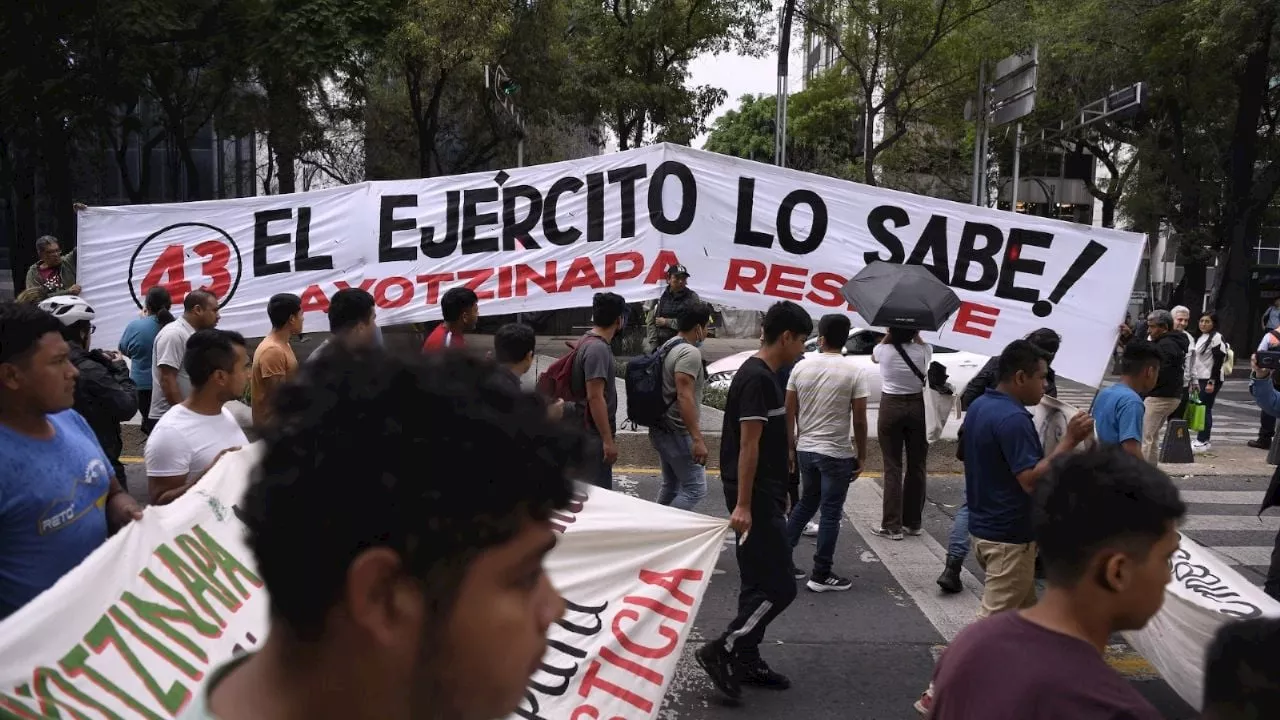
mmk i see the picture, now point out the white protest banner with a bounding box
[78,144,1144,386]
[1125,537,1280,711]
[0,444,729,719]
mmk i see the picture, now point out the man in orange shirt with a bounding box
[251,293,302,429]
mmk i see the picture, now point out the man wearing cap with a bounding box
[647,264,703,352]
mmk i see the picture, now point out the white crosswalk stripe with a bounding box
[1177,489,1273,587]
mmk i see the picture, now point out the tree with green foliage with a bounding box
[798,0,1013,185]
[566,0,773,149]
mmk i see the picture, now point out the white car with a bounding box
[706,328,988,403]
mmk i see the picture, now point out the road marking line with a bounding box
[1180,490,1266,505]
[845,480,982,642]
[1207,546,1274,566]
[122,456,143,464]
[1183,516,1280,531]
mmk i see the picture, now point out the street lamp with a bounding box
[486,65,527,167]
[775,0,797,167]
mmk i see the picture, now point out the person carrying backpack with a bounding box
[636,301,712,511]
[536,292,627,489]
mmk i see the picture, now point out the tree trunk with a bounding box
[9,142,38,292]
[1101,198,1116,229]
[173,132,202,200]
[1213,2,1276,356]
[39,115,75,249]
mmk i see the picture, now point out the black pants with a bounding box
[137,389,155,435]
[1267,526,1280,602]
[1261,411,1276,443]
[717,482,797,660]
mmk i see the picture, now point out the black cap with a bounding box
[667,264,690,278]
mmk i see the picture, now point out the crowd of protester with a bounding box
[2,238,1279,719]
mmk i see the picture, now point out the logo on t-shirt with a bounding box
[38,458,109,535]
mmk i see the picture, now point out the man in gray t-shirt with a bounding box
[648,302,712,511]
[574,292,628,490]
[149,291,220,424]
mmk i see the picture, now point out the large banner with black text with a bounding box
[78,145,1145,386]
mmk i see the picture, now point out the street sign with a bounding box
[988,46,1038,127]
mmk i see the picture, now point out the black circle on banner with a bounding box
[126,222,243,310]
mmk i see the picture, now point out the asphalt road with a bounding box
[603,469,1273,720]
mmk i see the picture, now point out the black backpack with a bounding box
[624,338,687,428]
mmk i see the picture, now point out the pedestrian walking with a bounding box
[250,293,302,430]
[578,292,627,490]
[647,302,712,511]
[645,264,701,351]
[422,286,479,352]
[39,295,138,484]
[696,301,811,702]
[1202,618,1280,719]
[1093,342,1161,460]
[0,302,142,622]
[176,350,581,720]
[1191,312,1229,453]
[940,329,1061,593]
[921,447,1182,719]
[784,314,869,593]
[1245,355,1280,602]
[309,288,378,363]
[962,340,1093,619]
[149,290,220,423]
[145,330,250,506]
[871,327,929,540]
[118,286,174,434]
[1140,310,1188,464]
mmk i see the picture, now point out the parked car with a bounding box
[705,328,987,403]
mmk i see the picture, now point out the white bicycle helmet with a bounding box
[38,295,97,326]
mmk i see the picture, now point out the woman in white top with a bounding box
[1190,312,1228,452]
[870,326,929,540]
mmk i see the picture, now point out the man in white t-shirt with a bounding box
[148,290,220,427]
[784,314,869,592]
[146,329,249,505]
[648,302,713,511]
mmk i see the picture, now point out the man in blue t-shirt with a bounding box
[961,340,1093,618]
[1093,342,1161,460]
[0,302,144,620]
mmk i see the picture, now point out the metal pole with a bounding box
[775,0,796,167]
[971,61,985,206]
[517,139,524,168]
[979,120,990,206]
[1010,122,1022,212]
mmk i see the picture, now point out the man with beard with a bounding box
[646,264,702,351]
[178,348,583,720]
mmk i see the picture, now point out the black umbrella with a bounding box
[840,261,962,332]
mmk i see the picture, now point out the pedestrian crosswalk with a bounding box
[1055,381,1264,446]
[1179,489,1274,587]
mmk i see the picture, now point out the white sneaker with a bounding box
[803,520,820,537]
[872,526,904,541]
[1192,441,1212,454]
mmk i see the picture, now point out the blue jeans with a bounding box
[785,451,857,577]
[649,427,707,511]
[948,500,970,560]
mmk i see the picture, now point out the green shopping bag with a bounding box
[1184,394,1206,433]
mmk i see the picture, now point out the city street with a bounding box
[114,460,1273,720]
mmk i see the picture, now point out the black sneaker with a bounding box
[807,572,854,592]
[792,566,807,580]
[1249,439,1272,450]
[695,641,741,700]
[739,657,791,690]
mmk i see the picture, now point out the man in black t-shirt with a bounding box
[696,301,812,701]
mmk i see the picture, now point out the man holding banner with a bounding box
[179,349,584,720]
